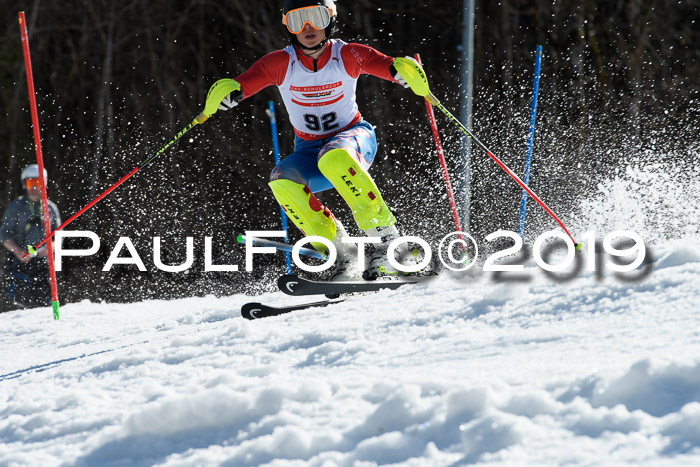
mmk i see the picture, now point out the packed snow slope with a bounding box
[1,161,700,466]
[1,235,699,466]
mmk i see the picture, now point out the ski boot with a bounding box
[363,225,419,280]
[328,221,363,282]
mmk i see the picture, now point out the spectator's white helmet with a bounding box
[21,164,48,182]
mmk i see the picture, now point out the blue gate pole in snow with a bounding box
[236,235,324,260]
[266,101,292,274]
[518,45,543,238]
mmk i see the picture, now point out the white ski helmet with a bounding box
[21,164,48,182]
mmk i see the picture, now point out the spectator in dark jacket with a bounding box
[1,165,60,309]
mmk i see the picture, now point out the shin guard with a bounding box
[268,179,336,255]
[317,148,396,230]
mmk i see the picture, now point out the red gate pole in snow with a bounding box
[19,11,60,319]
[414,54,465,240]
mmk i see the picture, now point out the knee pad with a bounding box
[318,148,395,230]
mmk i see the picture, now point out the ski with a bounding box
[277,274,424,297]
[241,299,344,320]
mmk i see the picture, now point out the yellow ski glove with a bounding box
[202,78,242,117]
[392,56,431,97]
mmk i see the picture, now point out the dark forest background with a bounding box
[1,0,697,310]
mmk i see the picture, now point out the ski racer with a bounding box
[216,0,429,281]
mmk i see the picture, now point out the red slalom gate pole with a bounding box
[34,168,137,251]
[21,72,225,270]
[19,11,60,319]
[414,54,465,239]
[398,55,579,249]
[27,110,208,256]
[428,96,579,248]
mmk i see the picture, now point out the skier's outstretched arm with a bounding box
[217,51,290,111]
[339,43,430,96]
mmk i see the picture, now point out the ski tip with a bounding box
[241,303,262,320]
[277,274,300,295]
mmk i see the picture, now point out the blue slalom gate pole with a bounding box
[266,101,292,274]
[236,235,325,260]
[518,45,543,238]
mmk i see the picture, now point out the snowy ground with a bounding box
[1,234,699,466]
[2,160,700,466]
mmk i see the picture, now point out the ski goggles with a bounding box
[283,5,334,34]
[24,178,42,189]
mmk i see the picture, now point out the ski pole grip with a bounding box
[194,113,210,124]
[203,78,241,117]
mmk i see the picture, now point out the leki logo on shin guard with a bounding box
[341,175,361,197]
[283,205,303,225]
